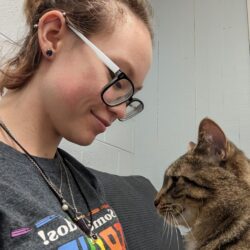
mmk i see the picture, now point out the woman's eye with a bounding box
[114,81,122,89]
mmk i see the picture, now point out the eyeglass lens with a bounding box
[102,76,144,120]
[119,100,144,121]
[102,78,134,106]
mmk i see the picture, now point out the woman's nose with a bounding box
[108,103,127,120]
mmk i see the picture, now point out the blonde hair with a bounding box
[0,0,153,93]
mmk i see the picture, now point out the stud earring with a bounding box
[46,49,53,57]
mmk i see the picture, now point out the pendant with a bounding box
[75,217,91,236]
[90,233,98,240]
[61,200,69,211]
[64,207,97,240]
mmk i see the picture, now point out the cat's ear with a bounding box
[197,118,227,161]
[188,141,196,152]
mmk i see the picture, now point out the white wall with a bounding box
[0,1,25,60]
[134,0,250,189]
[1,0,250,190]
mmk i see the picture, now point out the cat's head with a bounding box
[155,118,250,229]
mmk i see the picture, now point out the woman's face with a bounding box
[39,11,152,145]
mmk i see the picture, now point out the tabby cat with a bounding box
[155,118,250,249]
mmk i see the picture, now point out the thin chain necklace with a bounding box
[58,153,91,226]
[0,121,97,240]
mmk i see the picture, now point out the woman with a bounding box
[0,0,152,249]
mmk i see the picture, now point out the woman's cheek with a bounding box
[60,82,100,111]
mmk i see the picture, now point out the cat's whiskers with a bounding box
[172,203,184,214]
[165,214,172,239]
[162,215,168,238]
[159,203,169,214]
[177,210,197,244]
[172,214,180,250]
[167,212,174,249]
[172,203,198,244]
[160,211,172,247]
[175,208,190,229]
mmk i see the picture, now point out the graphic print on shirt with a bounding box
[11,204,126,250]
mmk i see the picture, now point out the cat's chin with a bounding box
[177,225,192,236]
[175,207,197,229]
[157,203,198,229]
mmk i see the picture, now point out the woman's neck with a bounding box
[0,87,61,159]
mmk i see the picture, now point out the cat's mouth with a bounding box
[158,203,185,217]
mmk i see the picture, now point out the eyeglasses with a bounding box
[67,24,144,121]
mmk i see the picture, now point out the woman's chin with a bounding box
[65,132,97,146]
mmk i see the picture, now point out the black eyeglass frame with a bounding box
[100,70,144,121]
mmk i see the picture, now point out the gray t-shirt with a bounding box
[0,142,126,249]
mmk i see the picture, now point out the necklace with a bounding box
[0,121,97,240]
[57,153,92,229]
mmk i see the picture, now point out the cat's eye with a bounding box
[172,176,179,183]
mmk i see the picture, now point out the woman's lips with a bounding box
[91,111,111,131]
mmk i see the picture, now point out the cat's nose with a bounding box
[154,198,160,207]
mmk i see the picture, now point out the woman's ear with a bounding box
[37,10,67,59]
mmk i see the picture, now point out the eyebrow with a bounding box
[111,57,143,92]
[109,56,132,74]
